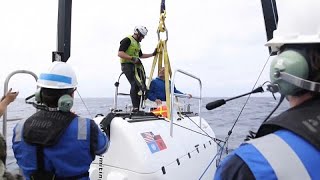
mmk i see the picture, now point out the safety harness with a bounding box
[23,110,89,180]
[256,97,320,150]
[134,64,147,95]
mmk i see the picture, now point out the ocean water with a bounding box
[3,97,290,172]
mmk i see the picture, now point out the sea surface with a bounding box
[2,97,289,172]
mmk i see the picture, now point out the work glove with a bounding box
[152,48,157,56]
[132,57,141,64]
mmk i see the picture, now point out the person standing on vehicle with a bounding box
[118,26,157,112]
[12,61,108,180]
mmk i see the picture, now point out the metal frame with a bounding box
[113,72,130,111]
[2,70,38,139]
[170,69,202,136]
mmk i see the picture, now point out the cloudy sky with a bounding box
[0,0,273,98]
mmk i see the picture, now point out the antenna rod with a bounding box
[261,0,278,55]
[53,0,72,62]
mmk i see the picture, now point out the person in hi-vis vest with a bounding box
[118,26,157,112]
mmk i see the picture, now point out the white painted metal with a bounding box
[89,113,217,180]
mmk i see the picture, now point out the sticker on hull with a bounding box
[141,132,167,153]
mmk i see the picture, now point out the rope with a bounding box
[75,90,93,119]
[185,114,225,147]
[176,114,225,148]
[171,121,223,148]
[215,54,273,165]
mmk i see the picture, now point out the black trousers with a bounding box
[121,63,140,109]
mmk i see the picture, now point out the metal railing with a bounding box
[113,72,130,111]
[2,70,38,139]
[113,72,151,112]
[170,69,202,137]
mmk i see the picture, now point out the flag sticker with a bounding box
[141,132,167,153]
[154,135,167,150]
[147,141,160,153]
[141,132,154,143]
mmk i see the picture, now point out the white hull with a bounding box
[89,113,217,180]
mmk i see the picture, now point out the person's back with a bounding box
[215,97,320,179]
[214,1,320,179]
[13,111,107,179]
[12,62,108,180]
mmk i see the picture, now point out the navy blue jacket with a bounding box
[214,130,320,179]
[214,98,320,180]
[12,116,108,180]
[148,77,183,101]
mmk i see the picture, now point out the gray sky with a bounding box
[0,0,273,98]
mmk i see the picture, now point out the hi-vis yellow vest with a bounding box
[120,36,141,64]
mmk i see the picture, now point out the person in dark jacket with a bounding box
[118,26,157,111]
[148,67,191,105]
[214,1,320,179]
[12,61,108,180]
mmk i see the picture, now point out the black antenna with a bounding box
[261,0,278,55]
[53,0,72,62]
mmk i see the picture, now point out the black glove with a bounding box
[132,57,141,64]
[100,112,115,138]
[152,48,157,56]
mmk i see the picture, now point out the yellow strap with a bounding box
[147,9,173,120]
[147,42,162,88]
[134,65,144,84]
[157,12,166,33]
[164,44,171,119]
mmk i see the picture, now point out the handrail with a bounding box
[170,69,202,137]
[113,72,150,112]
[174,93,201,100]
[2,70,38,139]
[113,72,132,111]
[113,72,124,110]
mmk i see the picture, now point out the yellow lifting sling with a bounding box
[147,0,173,119]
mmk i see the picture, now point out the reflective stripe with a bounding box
[248,134,311,180]
[77,117,87,140]
[14,119,26,142]
[39,73,72,84]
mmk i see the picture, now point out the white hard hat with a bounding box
[134,26,148,36]
[266,1,320,52]
[37,61,78,89]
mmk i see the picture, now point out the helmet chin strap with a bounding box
[276,71,320,92]
[133,33,142,42]
[137,34,143,42]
